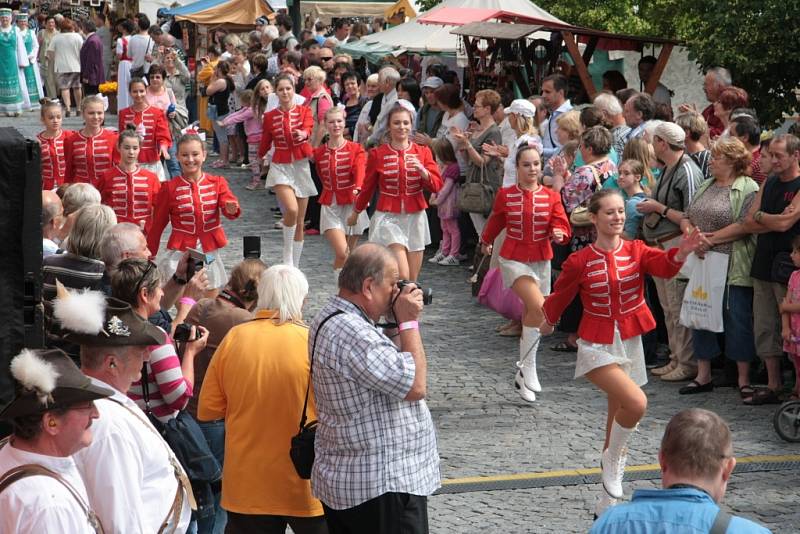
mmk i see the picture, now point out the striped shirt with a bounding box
[128,329,193,422]
[309,296,440,510]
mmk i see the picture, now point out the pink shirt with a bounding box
[145,88,174,111]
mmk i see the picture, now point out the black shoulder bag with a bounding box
[140,365,222,484]
[290,310,343,479]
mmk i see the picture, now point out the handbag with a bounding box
[129,37,151,79]
[290,310,343,480]
[458,162,494,215]
[568,165,602,228]
[140,366,222,484]
[679,251,729,333]
[477,267,524,321]
[771,251,795,285]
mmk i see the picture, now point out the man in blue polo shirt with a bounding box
[591,408,771,533]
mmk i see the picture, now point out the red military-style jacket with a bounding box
[543,239,684,344]
[147,173,241,255]
[118,105,172,164]
[257,104,313,164]
[314,140,366,206]
[65,129,118,187]
[482,185,571,263]
[354,142,443,214]
[38,129,74,190]
[97,164,161,234]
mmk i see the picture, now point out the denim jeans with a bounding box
[166,143,181,178]
[197,419,226,534]
[691,285,756,362]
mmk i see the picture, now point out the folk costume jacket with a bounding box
[147,173,241,255]
[314,140,366,206]
[97,164,161,234]
[481,185,571,263]
[118,105,172,164]
[65,129,118,187]
[257,104,313,163]
[354,143,443,214]
[543,239,684,344]
[38,129,74,190]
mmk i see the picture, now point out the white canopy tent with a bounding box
[354,0,567,55]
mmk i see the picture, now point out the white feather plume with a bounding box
[10,349,60,404]
[52,281,107,335]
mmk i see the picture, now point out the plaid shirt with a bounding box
[309,296,440,509]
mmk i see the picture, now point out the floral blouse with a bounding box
[561,158,618,214]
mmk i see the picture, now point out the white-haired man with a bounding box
[53,289,194,533]
[593,92,630,157]
[366,66,401,147]
[42,189,64,257]
[678,66,731,139]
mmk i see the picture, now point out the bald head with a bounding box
[42,190,64,239]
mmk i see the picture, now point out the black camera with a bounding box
[173,323,202,342]
[397,279,433,305]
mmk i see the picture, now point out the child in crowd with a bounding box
[221,82,270,190]
[38,98,73,190]
[118,78,172,182]
[428,138,462,265]
[65,95,118,187]
[617,159,647,240]
[780,235,800,401]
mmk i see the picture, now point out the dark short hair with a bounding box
[579,106,604,129]
[301,38,319,50]
[118,19,134,34]
[275,13,292,31]
[147,64,166,80]
[433,83,461,110]
[440,70,458,85]
[581,125,613,156]
[334,18,350,30]
[630,92,655,121]
[81,19,97,33]
[136,12,150,31]
[731,116,761,146]
[638,55,657,66]
[616,88,637,105]
[341,70,361,86]
[397,78,421,110]
[251,53,267,73]
[543,73,568,94]
[602,70,628,93]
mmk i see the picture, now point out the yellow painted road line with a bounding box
[441,454,800,487]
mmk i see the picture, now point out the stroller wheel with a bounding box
[773,400,800,443]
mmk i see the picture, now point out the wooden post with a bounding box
[644,43,674,95]
[561,31,597,100]
[582,36,599,66]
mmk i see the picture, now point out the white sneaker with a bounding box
[428,251,446,263]
[273,221,284,230]
[438,255,460,266]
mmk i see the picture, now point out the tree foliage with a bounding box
[412,0,798,125]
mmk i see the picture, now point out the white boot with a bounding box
[601,421,635,499]
[594,489,619,519]
[514,326,541,402]
[333,268,342,287]
[282,225,296,265]
[292,241,304,268]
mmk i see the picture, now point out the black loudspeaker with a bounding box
[0,128,44,414]
[243,235,261,259]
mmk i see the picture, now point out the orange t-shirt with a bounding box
[198,309,323,516]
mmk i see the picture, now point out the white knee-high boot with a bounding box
[292,240,304,268]
[282,225,296,265]
[514,326,541,402]
[601,421,635,499]
[333,268,342,287]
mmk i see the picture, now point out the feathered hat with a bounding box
[51,281,165,347]
[0,349,113,419]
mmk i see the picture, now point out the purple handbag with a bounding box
[477,267,524,321]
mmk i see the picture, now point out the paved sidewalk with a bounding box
[12,114,800,532]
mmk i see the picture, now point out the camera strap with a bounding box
[299,310,344,431]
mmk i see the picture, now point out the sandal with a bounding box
[551,341,578,353]
[738,385,755,401]
[743,387,782,406]
[679,380,714,395]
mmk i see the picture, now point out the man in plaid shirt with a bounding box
[310,243,440,533]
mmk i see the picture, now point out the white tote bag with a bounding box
[679,251,729,333]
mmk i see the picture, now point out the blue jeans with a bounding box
[197,420,226,534]
[166,143,181,178]
[691,285,756,362]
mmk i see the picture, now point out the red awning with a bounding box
[417,7,504,26]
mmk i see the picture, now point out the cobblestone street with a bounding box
[12,114,800,532]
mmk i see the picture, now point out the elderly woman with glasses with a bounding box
[111,257,209,422]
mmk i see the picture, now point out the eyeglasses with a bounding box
[320,56,334,61]
[134,261,157,297]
